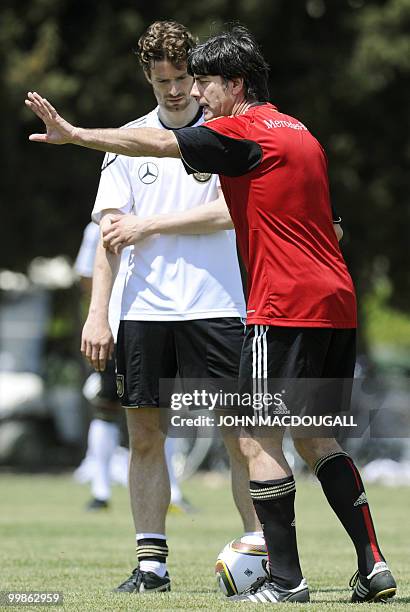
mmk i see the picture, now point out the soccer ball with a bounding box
[215,536,268,597]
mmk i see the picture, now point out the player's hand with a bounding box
[99,214,116,245]
[25,91,77,145]
[102,214,151,253]
[81,316,114,372]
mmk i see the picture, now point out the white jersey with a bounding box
[92,107,245,321]
[75,222,130,340]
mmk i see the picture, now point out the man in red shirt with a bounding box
[26,25,396,604]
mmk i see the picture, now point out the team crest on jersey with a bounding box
[193,171,212,183]
[116,374,125,398]
[138,162,159,184]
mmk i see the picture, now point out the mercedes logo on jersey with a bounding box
[138,162,159,184]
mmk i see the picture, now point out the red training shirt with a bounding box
[173,103,357,328]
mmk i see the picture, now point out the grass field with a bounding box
[1,472,408,610]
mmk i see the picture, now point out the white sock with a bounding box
[88,419,119,500]
[164,437,182,503]
[139,560,167,577]
[136,533,167,540]
[241,532,265,545]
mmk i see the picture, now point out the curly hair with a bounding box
[137,21,197,73]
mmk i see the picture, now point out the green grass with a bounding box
[0,473,408,610]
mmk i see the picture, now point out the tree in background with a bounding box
[2,0,409,346]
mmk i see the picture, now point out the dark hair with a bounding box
[137,21,197,73]
[187,25,270,102]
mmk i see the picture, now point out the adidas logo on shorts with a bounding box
[354,492,368,507]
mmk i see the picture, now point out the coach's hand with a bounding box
[102,214,152,253]
[25,91,77,145]
[81,316,114,372]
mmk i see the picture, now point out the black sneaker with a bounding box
[350,562,396,603]
[230,574,310,603]
[113,567,171,594]
[86,498,109,511]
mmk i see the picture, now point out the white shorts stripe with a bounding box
[252,325,270,417]
[252,325,259,408]
[257,325,263,392]
[262,325,268,417]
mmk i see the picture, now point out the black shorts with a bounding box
[99,357,118,402]
[239,325,356,418]
[82,357,121,422]
[116,318,244,408]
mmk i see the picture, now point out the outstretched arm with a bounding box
[25,92,179,157]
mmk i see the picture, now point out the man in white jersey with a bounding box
[79,22,261,593]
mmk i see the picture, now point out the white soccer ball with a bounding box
[215,536,268,597]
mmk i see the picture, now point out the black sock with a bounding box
[136,537,168,564]
[250,476,303,589]
[315,451,385,575]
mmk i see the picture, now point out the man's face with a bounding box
[145,60,193,112]
[191,75,235,120]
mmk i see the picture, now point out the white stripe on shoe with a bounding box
[264,588,277,602]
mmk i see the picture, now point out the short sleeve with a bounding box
[92,153,134,223]
[173,125,263,177]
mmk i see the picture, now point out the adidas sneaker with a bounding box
[230,574,310,603]
[350,562,396,603]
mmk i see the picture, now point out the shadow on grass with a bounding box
[311,598,349,604]
[184,589,219,595]
[312,599,349,604]
[311,586,349,603]
[313,587,348,593]
[312,590,403,605]
[309,587,349,604]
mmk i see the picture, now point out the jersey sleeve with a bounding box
[173,123,263,177]
[92,153,134,223]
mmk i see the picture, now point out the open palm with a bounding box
[25,91,76,145]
